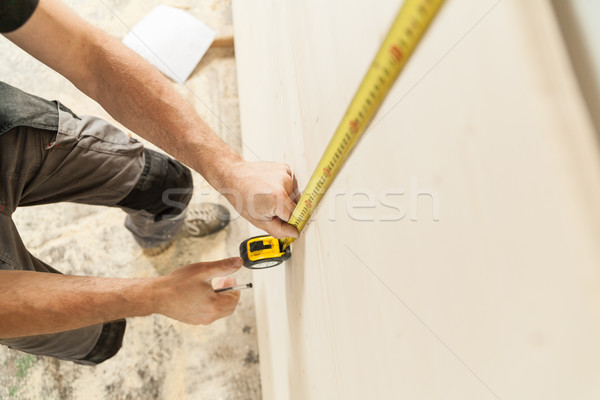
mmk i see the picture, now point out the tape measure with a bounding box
[240,0,446,269]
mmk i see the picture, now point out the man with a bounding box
[0,0,299,364]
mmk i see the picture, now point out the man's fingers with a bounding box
[278,220,300,238]
[213,276,237,290]
[284,172,301,203]
[282,173,295,198]
[292,174,300,202]
[263,218,299,239]
[275,195,296,222]
[202,257,243,278]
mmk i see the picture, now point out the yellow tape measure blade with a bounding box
[279,0,446,251]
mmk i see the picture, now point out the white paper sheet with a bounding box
[122,5,216,83]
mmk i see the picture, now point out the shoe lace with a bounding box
[187,205,219,222]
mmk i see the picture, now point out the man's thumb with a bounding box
[268,219,299,239]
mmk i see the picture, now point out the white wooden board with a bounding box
[233,0,600,398]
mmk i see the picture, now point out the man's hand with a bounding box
[222,160,300,239]
[155,257,243,325]
[0,258,244,338]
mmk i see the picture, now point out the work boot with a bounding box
[142,240,175,256]
[184,203,230,236]
[142,203,230,257]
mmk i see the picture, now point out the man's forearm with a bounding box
[79,34,299,237]
[0,270,155,338]
[82,29,242,191]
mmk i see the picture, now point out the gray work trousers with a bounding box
[0,89,193,364]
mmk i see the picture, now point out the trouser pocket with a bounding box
[22,108,145,207]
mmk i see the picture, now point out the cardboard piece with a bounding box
[123,5,215,83]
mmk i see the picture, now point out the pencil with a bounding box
[214,283,253,293]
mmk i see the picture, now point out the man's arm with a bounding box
[4,0,299,239]
[0,258,242,338]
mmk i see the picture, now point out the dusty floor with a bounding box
[0,1,261,399]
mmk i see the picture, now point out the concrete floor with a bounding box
[0,1,261,399]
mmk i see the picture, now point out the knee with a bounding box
[117,149,193,220]
[160,155,194,219]
[76,319,127,365]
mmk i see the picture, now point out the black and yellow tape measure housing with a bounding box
[240,235,291,269]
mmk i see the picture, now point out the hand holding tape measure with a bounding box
[240,0,446,269]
